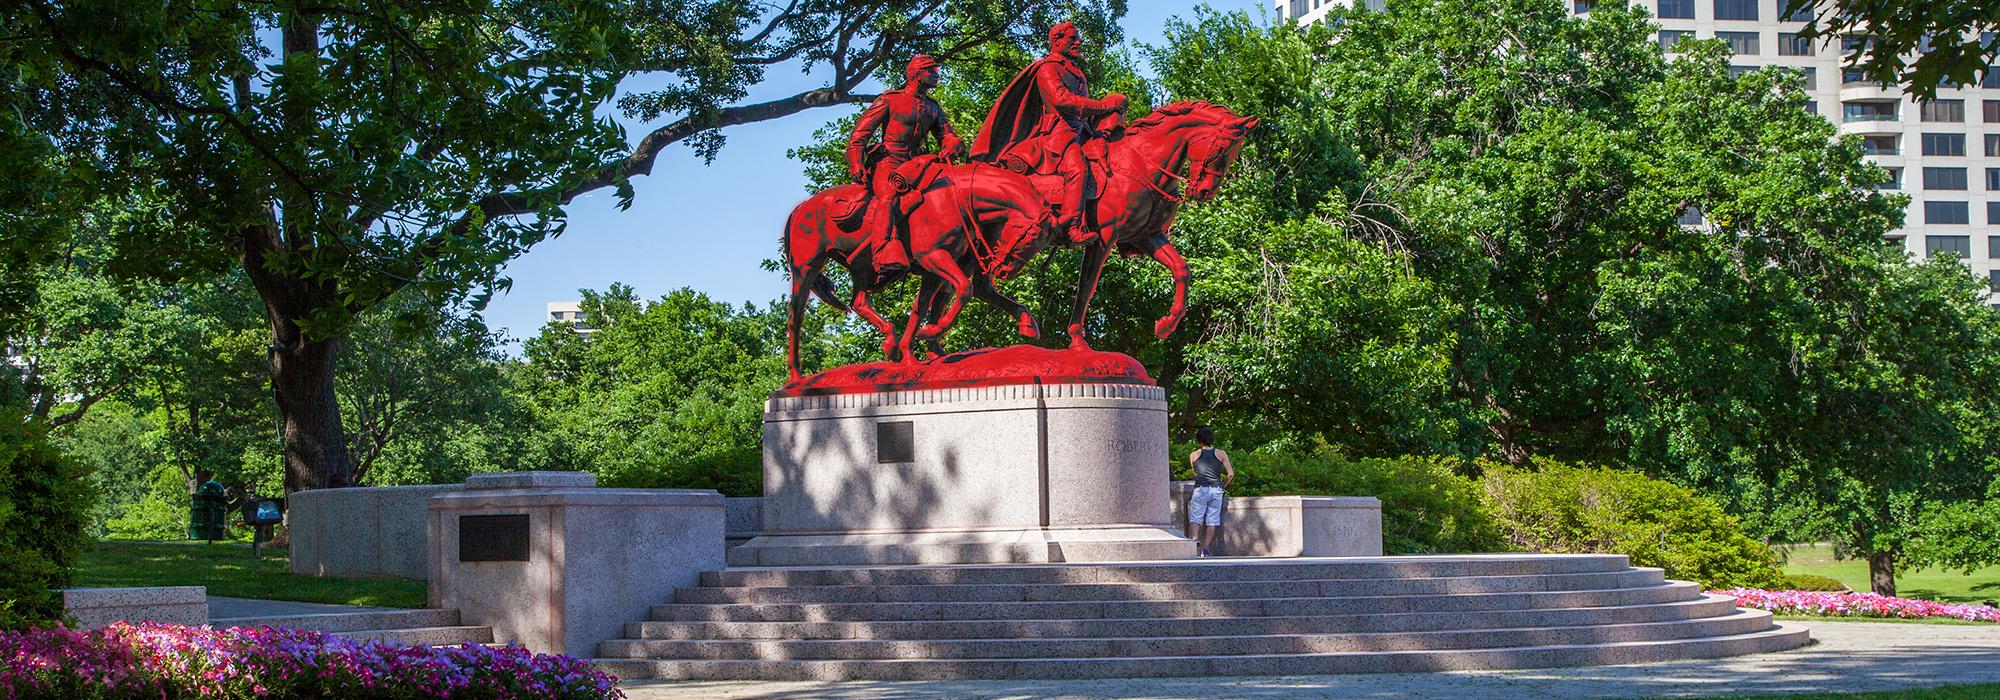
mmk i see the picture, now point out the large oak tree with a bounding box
[2,0,1117,494]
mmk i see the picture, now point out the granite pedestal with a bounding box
[733,382,1195,566]
[428,471,724,657]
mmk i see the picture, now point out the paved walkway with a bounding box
[618,621,2000,699]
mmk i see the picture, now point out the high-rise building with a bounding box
[1278,0,2000,293]
[546,301,596,336]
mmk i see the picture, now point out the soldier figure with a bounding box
[972,21,1129,245]
[846,54,964,275]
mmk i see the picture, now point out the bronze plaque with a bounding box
[877,421,914,463]
[458,514,531,562]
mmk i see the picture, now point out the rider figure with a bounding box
[972,21,1128,246]
[847,54,963,275]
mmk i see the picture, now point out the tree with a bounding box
[337,296,531,486]
[3,0,1114,496]
[1782,0,1999,100]
[507,284,875,494]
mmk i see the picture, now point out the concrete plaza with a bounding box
[619,619,2000,699]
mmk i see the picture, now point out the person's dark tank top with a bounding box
[1194,447,1224,487]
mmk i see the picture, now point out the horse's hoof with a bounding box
[1153,316,1180,339]
[1019,317,1040,338]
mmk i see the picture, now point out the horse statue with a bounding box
[780,100,1257,379]
[780,161,1058,379]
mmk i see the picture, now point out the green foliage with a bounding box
[1783,574,1851,592]
[105,467,194,543]
[0,412,95,629]
[1784,0,1999,100]
[507,285,875,494]
[1204,448,1504,555]
[1479,461,1786,590]
[50,401,161,536]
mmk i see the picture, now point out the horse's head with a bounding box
[1126,101,1260,202]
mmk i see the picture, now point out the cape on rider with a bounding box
[846,54,964,276]
[971,21,1128,247]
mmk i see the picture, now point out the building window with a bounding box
[1986,69,2000,89]
[1574,0,1592,12]
[1985,101,2000,123]
[1992,202,2000,225]
[1729,65,1757,79]
[1779,32,1815,56]
[1659,30,1695,52]
[1715,0,1758,20]
[1919,99,1964,123]
[1718,31,1761,55]
[1927,201,1971,225]
[1842,101,1897,122]
[1861,135,1899,155]
[1922,133,1966,156]
[1928,235,1972,259]
[1289,0,1308,18]
[1873,167,1902,190]
[1804,100,1817,115]
[1989,134,2000,157]
[1841,69,1874,86]
[1801,67,1817,89]
[1924,167,1968,190]
[1678,207,1705,226]
[1990,270,2000,292]
[1779,0,1814,21]
[1989,168,2000,191]
[1990,235,2000,259]
[1658,0,1695,18]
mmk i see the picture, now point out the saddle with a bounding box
[992,125,1114,206]
[889,154,953,217]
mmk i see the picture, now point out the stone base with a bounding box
[728,525,1194,567]
[62,586,208,629]
[758,380,1189,566]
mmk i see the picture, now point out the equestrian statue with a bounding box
[780,24,1258,387]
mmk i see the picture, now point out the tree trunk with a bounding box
[1868,550,1897,597]
[270,333,353,495]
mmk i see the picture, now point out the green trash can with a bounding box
[189,480,228,541]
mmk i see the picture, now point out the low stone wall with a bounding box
[1171,481,1384,557]
[289,484,462,580]
[725,497,762,548]
[62,586,207,629]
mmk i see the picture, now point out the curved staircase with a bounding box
[592,554,1806,680]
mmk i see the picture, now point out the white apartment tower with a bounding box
[546,301,596,336]
[1279,0,2000,292]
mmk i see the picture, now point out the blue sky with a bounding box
[481,1,1268,349]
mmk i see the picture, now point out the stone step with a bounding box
[673,568,1666,604]
[211,608,462,634]
[703,554,1631,588]
[601,608,1775,661]
[648,581,1703,623]
[592,623,1808,680]
[627,595,1740,641]
[334,626,496,646]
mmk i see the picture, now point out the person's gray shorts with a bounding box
[1188,485,1225,526]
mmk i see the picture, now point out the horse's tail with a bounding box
[785,203,850,314]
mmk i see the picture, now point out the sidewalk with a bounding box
[618,620,2000,699]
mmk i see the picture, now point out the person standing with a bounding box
[1187,427,1234,558]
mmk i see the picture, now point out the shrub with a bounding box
[1784,574,1851,592]
[0,622,624,699]
[1480,460,1786,589]
[0,413,95,629]
[1199,447,1505,554]
[104,466,193,541]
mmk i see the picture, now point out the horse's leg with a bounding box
[847,268,899,361]
[972,273,1039,339]
[913,249,972,341]
[918,278,951,358]
[1066,241,1112,351]
[898,274,942,364]
[1142,235,1191,338]
[786,257,817,380]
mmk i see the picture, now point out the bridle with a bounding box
[1120,127,1240,204]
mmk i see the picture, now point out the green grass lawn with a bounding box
[1712,683,2000,699]
[1776,542,2000,605]
[76,540,427,609]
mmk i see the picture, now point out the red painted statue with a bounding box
[779,29,1259,393]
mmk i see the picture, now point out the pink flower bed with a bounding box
[1713,588,2000,623]
[0,622,623,699]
